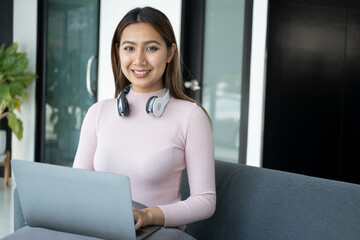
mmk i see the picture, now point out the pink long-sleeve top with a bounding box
[73,88,216,227]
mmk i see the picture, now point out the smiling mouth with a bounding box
[133,70,151,75]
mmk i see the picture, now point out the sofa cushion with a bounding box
[181,160,360,240]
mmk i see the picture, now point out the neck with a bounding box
[127,87,168,108]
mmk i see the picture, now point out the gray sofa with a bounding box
[11,160,360,239]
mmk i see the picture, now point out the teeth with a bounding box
[134,70,150,74]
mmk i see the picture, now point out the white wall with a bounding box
[97,0,182,100]
[12,0,38,162]
[246,0,268,167]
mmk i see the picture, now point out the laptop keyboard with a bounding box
[136,230,144,237]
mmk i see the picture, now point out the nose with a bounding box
[133,50,147,65]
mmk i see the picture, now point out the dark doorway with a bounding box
[263,0,360,184]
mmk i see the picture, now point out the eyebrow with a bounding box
[121,40,162,46]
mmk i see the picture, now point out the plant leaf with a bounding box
[14,72,36,86]
[4,42,18,56]
[21,92,29,102]
[13,98,21,112]
[7,112,23,140]
[8,81,24,98]
[0,55,16,70]
[4,55,28,76]
[0,84,11,103]
[0,43,5,59]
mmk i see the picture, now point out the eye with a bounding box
[146,46,158,51]
[123,46,134,51]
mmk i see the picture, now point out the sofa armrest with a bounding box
[14,188,26,231]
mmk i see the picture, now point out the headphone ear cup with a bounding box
[121,95,130,116]
[146,96,158,114]
[116,85,132,117]
[117,92,130,117]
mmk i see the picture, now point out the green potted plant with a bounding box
[0,42,36,147]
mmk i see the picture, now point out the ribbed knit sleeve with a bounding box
[73,103,99,170]
[158,104,216,227]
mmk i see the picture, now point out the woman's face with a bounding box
[119,23,176,93]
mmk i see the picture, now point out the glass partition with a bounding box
[44,0,99,166]
[202,0,246,163]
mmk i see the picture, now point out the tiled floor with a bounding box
[0,178,15,239]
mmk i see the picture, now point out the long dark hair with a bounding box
[111,6,211,121]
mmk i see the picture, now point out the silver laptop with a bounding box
[11,160,160,240]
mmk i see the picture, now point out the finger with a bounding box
[133,208,141,230]
[134,218,143,230]
[133,208,140,219]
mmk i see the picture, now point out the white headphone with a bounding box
[116,85,170,117]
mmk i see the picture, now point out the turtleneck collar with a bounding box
[126,87,168,108]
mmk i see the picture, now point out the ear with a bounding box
[167,43,176,63]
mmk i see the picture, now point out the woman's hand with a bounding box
[133,207,165,230]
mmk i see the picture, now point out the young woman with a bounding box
[73,6,216,239]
